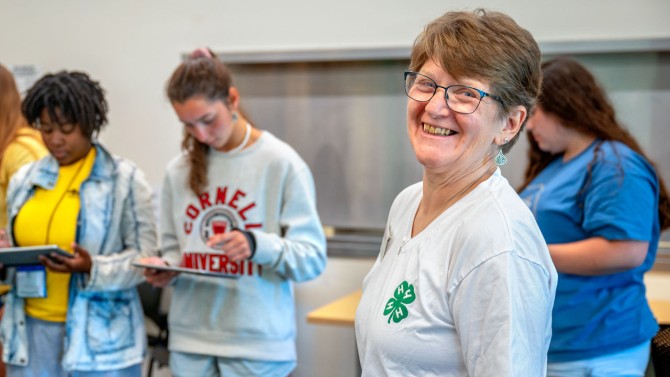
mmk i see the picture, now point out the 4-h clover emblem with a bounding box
[383,281,416,324]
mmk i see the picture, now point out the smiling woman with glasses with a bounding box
[355,9,557,377]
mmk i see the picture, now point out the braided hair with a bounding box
[22,71,108,139]
[167,55,233,195]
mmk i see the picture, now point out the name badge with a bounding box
[16,265,47,298]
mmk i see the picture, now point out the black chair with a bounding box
[652,325,670,377]
[137,282,169,377]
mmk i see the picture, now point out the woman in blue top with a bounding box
[519,57,670,376]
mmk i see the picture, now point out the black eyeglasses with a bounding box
[404,71,504,114]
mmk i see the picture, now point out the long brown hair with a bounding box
[166,56,233,195]
[0,64,29,161]
[520,57,670,230]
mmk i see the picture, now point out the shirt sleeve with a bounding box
[159,172,183,267]
[4,143,44,181]
[450,252,553,377]
[251,166,327,282]
[86,165,158,291]
[582,150,658,242]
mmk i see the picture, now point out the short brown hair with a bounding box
[409,9,541,153]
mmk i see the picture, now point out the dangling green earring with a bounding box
[232,112,239,122]
[495,138,509,166]
[495,149,507,166]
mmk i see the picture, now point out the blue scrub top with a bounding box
[520,140,660,362]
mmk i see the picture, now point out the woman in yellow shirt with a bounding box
[1,71,156,377]
[0,64,48,228]
[0,63,48,377]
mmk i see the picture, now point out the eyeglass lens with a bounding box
[404,72,483,114]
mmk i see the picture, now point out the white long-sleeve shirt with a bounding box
[160,131,326,362]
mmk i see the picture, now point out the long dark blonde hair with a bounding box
[0,64,30,161]
[166,56,233,195]
[520,57,670,230]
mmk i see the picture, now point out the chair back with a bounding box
[652,325,670,376]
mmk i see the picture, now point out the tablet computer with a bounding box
[0,245,73,266]
[132,261,240,279]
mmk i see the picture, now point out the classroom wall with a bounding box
[2,1,670,376]
[2,0,669,185]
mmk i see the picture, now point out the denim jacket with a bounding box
[0,143,157,371]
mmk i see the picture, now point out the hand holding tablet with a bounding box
[40,244,93,273]
[136,256,181,288]
[0,245,73,267]
[133,256,239,284]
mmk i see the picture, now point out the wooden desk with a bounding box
[306,291,670,327]
[650,299,670,325]
[307,289,363,375]
[307,289,361,326]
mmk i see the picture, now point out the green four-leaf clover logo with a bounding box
[383,281,416,324]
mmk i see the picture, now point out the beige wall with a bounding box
[646,271,670,301]
[2,0,669,185]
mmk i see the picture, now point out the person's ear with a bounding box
[499,105,527,144]
[227,87,240,111]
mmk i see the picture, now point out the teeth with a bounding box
[423,123,454,136]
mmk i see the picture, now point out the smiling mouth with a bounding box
[423,123,457,136]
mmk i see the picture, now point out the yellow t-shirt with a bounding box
[0,128,48,228]
[13,147,96,322]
